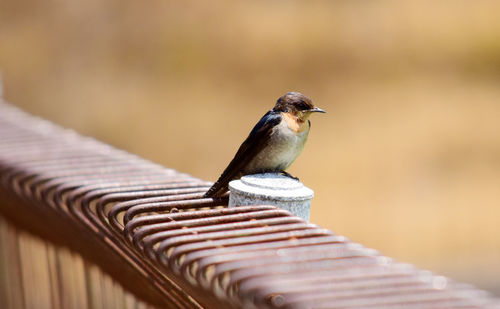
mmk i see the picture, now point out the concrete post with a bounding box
[228,173,314,221]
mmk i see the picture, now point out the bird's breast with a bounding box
[244,117,310,172]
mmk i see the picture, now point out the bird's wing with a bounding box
[204,111,282,197]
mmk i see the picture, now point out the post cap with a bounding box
[229,173,314,201]
[228,173,314,221]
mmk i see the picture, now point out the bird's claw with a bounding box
[280,171,299,181]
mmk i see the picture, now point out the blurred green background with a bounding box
[1,0,499,295]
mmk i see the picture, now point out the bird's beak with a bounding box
[309,107,326,113]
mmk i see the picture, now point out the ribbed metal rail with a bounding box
[0,101,498,309]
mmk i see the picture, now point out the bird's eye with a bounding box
[297,102,308,110]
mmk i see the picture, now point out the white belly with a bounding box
[244,119,309,172]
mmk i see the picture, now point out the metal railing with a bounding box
[0,100,498,308]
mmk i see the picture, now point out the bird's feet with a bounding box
[280,171,299,181]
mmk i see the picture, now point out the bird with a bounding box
[204,92,325,198]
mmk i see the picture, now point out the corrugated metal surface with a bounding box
[0,100,498,309]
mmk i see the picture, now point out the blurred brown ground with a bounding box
[1,0,499,295]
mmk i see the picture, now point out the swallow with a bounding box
[204,92,325,198]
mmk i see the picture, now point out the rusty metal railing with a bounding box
[0,100,498,309]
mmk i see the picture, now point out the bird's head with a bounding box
[273,92,325,121]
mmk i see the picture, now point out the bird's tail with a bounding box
[203,181,229,198]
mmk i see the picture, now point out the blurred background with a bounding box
[1,0,499,295]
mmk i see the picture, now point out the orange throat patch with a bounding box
[281,112,309,134]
